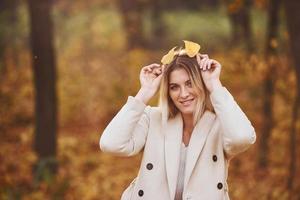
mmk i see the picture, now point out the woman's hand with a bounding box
[196,54,223,93]
[135,63,164,104]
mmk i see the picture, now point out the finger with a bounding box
[199,54,209,60]
[157,66,166,78]
[211,59,221,69]
[154,64,163,72]
[207,60,213,70]
[143,63,160,73]
[153,73,164,86]
[200,57,207,69]
[147,63,161,70]
[150,63,161,66]
[146,66,153,71]
[207,59,213,70]
[153,68,162,76]
[199,58,204,69]
[206,60,210,70]
[205,59,212,71]
[202,58,209,70]
[142,66,152,73]
[152,66,163,75]
[146,66,157,73]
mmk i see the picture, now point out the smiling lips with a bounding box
[179,98,194,106]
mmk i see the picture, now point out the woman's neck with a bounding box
[182,114,194,146]
[182,114,194,133]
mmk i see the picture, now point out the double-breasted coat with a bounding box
[100,86,256,200]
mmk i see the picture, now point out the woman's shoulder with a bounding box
[145,105,162,117]
[126,96,162,121]
[142,106,162,125]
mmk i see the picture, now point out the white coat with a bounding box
[100,86,256,200]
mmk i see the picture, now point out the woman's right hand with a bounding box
[135,63,164,104]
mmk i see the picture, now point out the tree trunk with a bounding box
[241,0,253,52]
[258,0,281,169]
[226,0,253,51]
[149,0,165,49]
[118,0,145,49]
[28,0,58,178]
[284,0,300,194]
[258,68,275,169]
[0,0,19,74]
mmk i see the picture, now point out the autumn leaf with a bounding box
[183,40,201,57]
[161,46,177,65]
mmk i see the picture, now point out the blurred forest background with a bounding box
[0,0,300,199]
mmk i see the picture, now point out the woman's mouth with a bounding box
[180,98,194,106]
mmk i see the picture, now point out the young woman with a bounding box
[100,42,256,200]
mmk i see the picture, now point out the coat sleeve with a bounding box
[99,96,150,157]
[209,86,256,159]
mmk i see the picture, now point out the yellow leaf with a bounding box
[161,46,177,65]
[183,40,201,57]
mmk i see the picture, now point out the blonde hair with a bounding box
[159,54,214,125]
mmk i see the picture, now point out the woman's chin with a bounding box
[178,107,194,116]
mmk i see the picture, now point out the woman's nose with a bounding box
[180,87,189,98]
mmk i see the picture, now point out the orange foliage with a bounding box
[0,2,299,199]
[1,47,299,199]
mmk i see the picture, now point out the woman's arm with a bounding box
[100,63,164,156]
[197,54,256,159]
[210,86,256,159]
[100,96,150,156]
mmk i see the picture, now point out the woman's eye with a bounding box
[170,85,178,90]
[186,81,192,87]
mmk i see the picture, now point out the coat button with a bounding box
[217,182,223,190]
[146,163,153,170]
[212,155,218,162]
[138,190,144,196]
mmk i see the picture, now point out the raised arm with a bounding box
[210,86,256,159]
[197,54,256,159]
[100,97,150,156]
[100,63,164,156]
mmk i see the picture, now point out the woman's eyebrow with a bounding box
[169,80,190,85]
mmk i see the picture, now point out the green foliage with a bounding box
[33,157,58,186]
[163,9,231,47]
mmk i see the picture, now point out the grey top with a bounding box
[174,143,188,200]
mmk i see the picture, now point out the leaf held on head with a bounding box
[183,40,201,57]
[161,46,177,65]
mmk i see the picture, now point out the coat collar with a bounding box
[163,110,216,200]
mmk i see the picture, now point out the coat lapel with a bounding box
[163,111,216,199]
[163,114,183,200]
[184,110,216,187]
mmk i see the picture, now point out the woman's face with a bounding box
[168,68,198,116]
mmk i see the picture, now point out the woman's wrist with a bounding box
[208,80,223,93]
[135,87,155,105]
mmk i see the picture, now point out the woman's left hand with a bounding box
[196,54,223,93]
